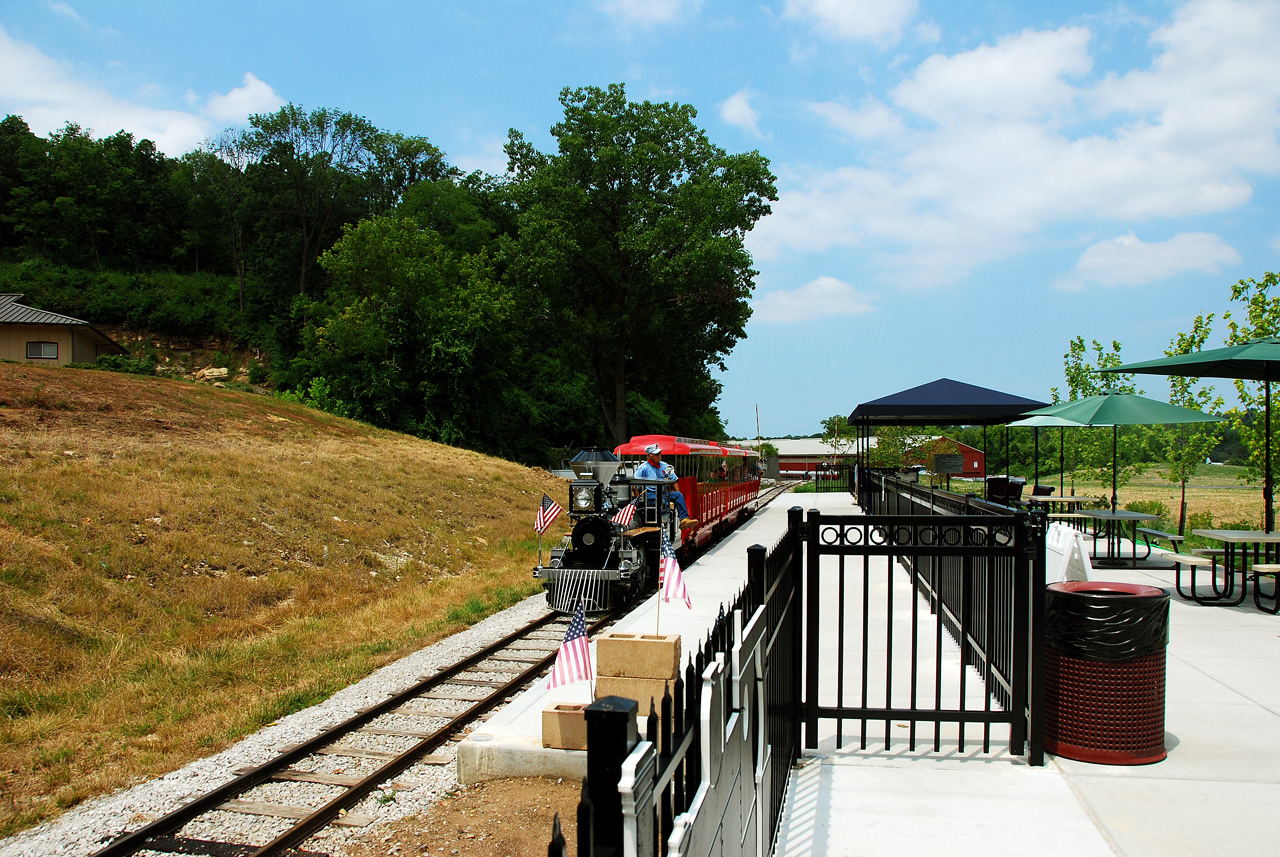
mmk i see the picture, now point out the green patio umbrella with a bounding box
[1007,413,1087,496]
[1105,336,1280,530]
[1025,394,1223,512]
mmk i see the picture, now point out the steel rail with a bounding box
[93,610,617,857]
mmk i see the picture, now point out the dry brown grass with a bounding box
[0,363,570,836]
[1038,465,1264,530]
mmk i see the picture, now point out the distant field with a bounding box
[952,463,1264,530]
[0,363,567,835]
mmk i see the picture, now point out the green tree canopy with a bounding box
[503,83,777,445]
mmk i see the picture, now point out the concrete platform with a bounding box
[776,517,1280,857]
[455,489,856,784]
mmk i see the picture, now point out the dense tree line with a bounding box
[0,85,776,464]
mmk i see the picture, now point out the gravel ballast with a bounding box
[0,594,554,857]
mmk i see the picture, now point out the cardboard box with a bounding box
[542,702,588,750]
[596,632,681,680]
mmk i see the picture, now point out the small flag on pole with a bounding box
[660,530,691,609]
[547,602,593,689]
[535,493,563,535]
[611,501,635,527]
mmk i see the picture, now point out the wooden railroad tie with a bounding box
[217,799,376,827]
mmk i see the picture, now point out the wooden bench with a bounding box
[1164,549,1225,602]
[1137,526,1184,551]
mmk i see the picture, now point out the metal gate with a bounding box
[811,462,852,493]
[802,507,1045,763]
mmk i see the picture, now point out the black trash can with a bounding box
[1044,581,1171,765]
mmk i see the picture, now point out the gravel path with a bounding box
[0,594,553,857]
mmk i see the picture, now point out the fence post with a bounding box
[748,544,766,612]
[805,509,822,748]
[1027,511,1047,766]
[585,695,639,856]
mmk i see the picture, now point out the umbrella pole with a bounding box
[1034,427,1040,487]
[1268,378,1274,533]
[1112,425,1118,513]
[1059,427,1065,496]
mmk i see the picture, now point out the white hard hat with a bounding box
[644,443,662,455]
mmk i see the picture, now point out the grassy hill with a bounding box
[0,362,568,836]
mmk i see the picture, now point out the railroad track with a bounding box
[757,479,803,508]
[92,482,798,857]
[92,610,619,857]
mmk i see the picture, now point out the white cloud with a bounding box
[0,26,208,154]
[599,0,701,27]
[752,276,875,323]
[203,72,283,123]
[758,0,1280,287]
[783,0,918,45]
[45,2,87,29]
[720,89,763,137]
[452,136,510,176]
[0,27,284,155]
[1056,231,1241,290]
[808,98,905,142]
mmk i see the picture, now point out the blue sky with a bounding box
[2,0,1278,437]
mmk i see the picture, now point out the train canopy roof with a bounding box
[849,378,1048,427]
[614,434,759,457]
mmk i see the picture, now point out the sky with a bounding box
[2,0,1278,438]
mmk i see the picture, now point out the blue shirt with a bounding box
[634,460,676,483]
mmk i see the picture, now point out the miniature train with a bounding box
[533,435,761,612]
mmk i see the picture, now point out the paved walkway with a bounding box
[775,510,1280,856]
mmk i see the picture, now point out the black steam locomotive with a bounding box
[533,447,683,613]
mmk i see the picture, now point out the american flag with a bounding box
[660,529,691,609]
[611,501,635,527]
[535,493,563,534]
[547,602,593,688]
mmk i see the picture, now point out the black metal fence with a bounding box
[561,507,804,857]
[806,470,1046,763]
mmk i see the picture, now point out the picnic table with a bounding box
[1187,529,1280,613]
[1080,509,1159,567]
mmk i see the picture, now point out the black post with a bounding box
[1267,378,1274,532]
[549,812,567,857]
[1111,425,1119,513]
[804,508,821,748]
[1033,427,1040,487]
[1004,424,1010,477]
[1059,427,1065,497]
[789,505,805,737]
[584,696,639,857]
[748,544,766,610]
[577,778,594,857]
[1026,513,1046,766]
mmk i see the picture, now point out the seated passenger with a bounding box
[634,443,696,527]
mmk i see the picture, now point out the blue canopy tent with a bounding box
[848,378,1048,501]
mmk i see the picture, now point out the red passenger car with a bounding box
[613,434,761,549]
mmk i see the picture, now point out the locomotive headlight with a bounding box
[572,485,595,512]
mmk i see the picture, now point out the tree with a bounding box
[1222,271,1280,524]
[869,426,913,469]
[821,414,854,460]
[1056,336,1146,499]
[1160,313,1224,533]
[503,83,776,445]
[307,215,514,444]
[189,133,254,309]
[242,104,380,297]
